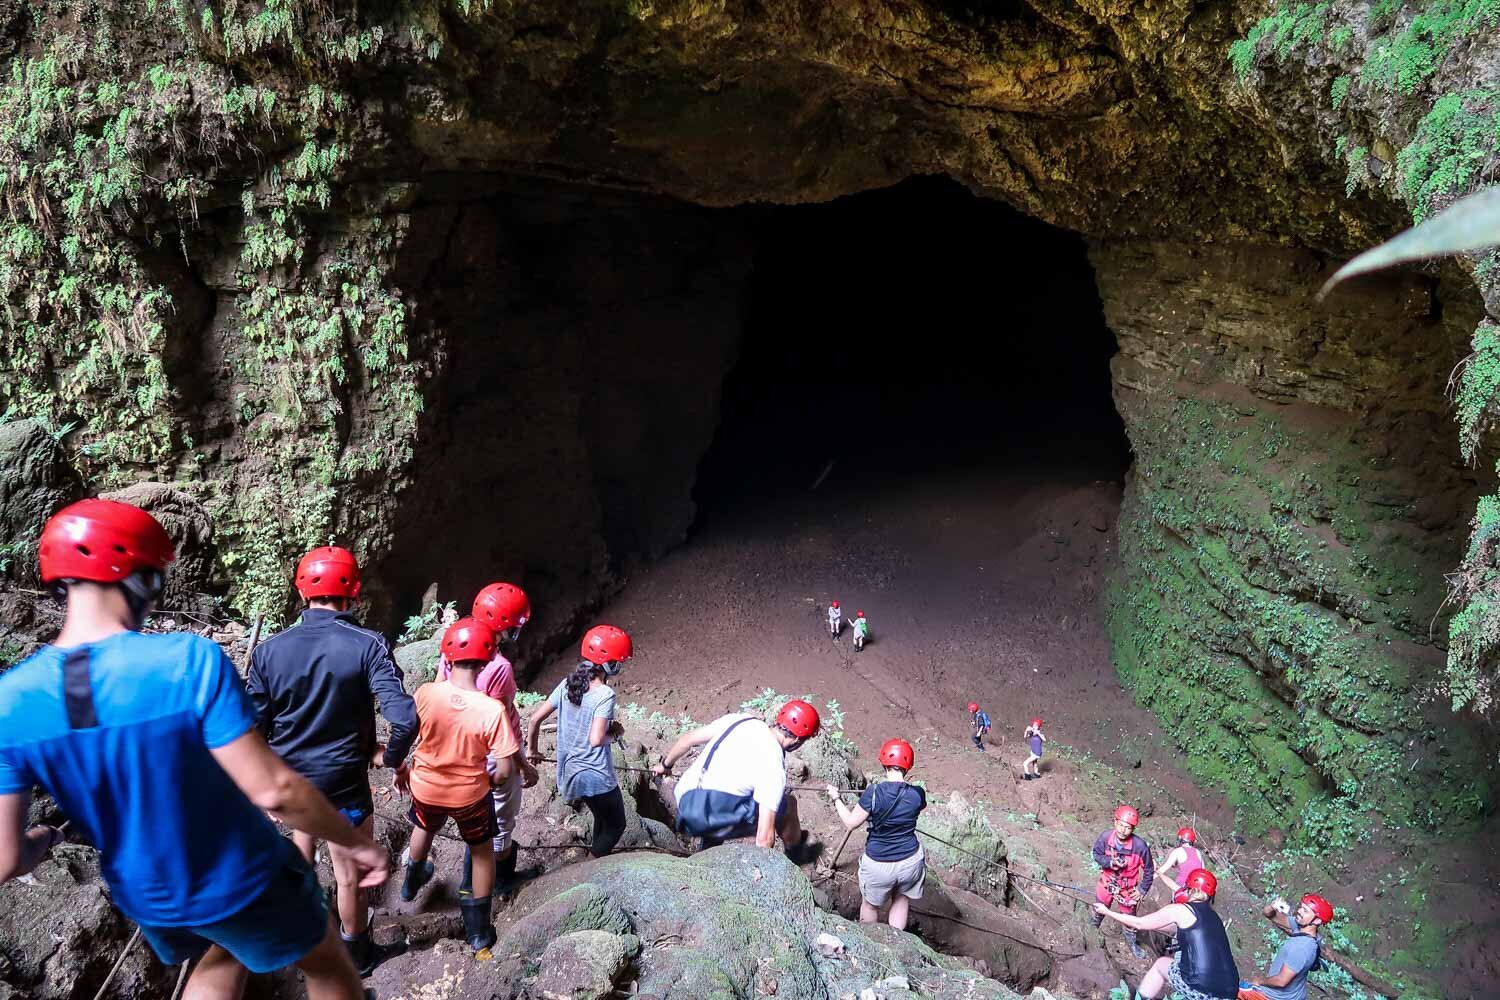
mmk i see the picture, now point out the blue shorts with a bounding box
[136,838,328,973]
[333,786,374,829]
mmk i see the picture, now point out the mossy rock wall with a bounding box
[1097,238,1494,836]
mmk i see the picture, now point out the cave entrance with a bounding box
[693,175,1129,521]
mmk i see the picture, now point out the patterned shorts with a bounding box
[1167,953,1237,1000]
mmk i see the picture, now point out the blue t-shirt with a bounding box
[0,632,285,926]
[1256,919,1319,1000]
[547,679,617,800]
[859,780,926,861]
[973,711,991,730]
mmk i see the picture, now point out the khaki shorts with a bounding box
[858,848,926,906]
[491,769,523,852]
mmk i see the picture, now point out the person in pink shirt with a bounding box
[1157,826,1205,896]
[437,582,538,899]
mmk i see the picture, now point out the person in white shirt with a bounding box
[827,601,842,639]
[653,700,821,858]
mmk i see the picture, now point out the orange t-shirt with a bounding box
[409,680,520,808]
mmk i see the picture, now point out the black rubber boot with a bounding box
[1125,929,1146,959]
[400,856,434,902]
[460,898,497,954]
[458,846,474,900]
[495,844,518,895]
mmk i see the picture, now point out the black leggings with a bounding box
[581,788,626,857]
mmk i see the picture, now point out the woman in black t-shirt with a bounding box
[826,738,927,930]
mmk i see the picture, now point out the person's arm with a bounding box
[1262,900,1295,934]
[652,723,717,776]
[243,653,272,738]
[755,803,779,849]
[1095,901,1186,932]
[0,793,64,882]
[210,730,386,885]
[1157,846,1182,892]
[527,700,556,760]
[587,688,617,748]
[826,785,869,830]
[1139,842,1155,894]
[1251,963,1301,989]
[367,640,417,767]
[1092,831,1112,869]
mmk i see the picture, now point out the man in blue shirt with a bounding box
[247,544,416,975]
[969,702,992,750]
[1241,893,1333,1000]
[0,500,387,1000]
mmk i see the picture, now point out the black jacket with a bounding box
[246,608,417,803]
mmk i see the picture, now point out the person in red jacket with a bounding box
[1092,804,1155,957]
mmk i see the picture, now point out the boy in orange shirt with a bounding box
[395,617,520,954]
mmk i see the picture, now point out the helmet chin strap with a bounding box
[119,569,164,629]
[602,661,622,678]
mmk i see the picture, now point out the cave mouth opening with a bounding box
[692,174,1131,526]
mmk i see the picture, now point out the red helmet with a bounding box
[856,609,865,617]
[879,738,914,770]
[39,499,175,584]
[1178,826,1197,844]
[831,600,839,608]
[967,702,980,713]
[775,699,821,739]
[295,546,360,600]
[1301,893,1335,924]
[581,625,633,665]
[442,617,496,664]
[474,582,530,631]
[1030,717,1043,728]
[1114,805,1140,827]
[1185,869,1217,897]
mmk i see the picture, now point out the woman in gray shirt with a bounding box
[526,626,632,856]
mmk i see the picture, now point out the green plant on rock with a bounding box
[1395,90,1500,222]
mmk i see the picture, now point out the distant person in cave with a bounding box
[1092,804,1156,958]
[1156,826,1205,896]
[246,544,417,976]
[826,738,927,930]
[1022,717,1046,779]
[398,617,523,956]
[828,600,842,639]
[968,702,992,751]
[1237,893,1333,1000]
[850,609,870,651]
[653,699,820,861]
[1096,868,1239,1000]
[437,582,539,902]
[0,500,384,1000]
[526,625,633,858]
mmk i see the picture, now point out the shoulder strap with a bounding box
[63,647,98,729]
[694,717,756,790]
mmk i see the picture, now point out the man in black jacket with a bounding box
[246,545,417,977]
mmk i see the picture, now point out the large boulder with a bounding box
[100,482,218,609]
[0,849,174,999]
[0,419,71,585]
[918,792,1010,907]
[371,845,1027,1000]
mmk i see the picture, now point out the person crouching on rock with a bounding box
[1,501,385,1000]
[1092,804,1155,957]
[653,699,821,860]
[1096,869,1239,1000]
[826,738,927,930]
[527,625,633,858]
[397,617,523,955]
[442,582,540,903]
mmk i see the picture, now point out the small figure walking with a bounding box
[968,702,991,751]
[1022,717,1046,779]
[828,600,842,640]
[850,609,869,652]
